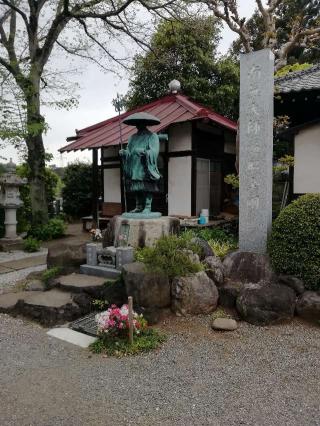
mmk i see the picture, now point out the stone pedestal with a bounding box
[113,215,180,248]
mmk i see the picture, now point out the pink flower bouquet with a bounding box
[95,304,147,338]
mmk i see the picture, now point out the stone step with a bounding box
[0,291,30,313]
[0,288,90,326]
[21,289,82,326]
[53,273,107,296]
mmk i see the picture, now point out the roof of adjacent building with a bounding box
[275,63,320,94]
[60,93,237,152]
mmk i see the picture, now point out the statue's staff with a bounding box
[112,93,127,213]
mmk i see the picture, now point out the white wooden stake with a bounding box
[128,296,134,345]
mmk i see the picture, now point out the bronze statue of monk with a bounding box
[120,112,161,216]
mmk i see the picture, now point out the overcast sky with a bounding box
[2,0,256,166]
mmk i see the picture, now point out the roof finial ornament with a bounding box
[168,80,181,94]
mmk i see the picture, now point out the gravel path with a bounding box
[1,313,320,426]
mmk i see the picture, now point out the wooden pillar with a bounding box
[92,148,99,226]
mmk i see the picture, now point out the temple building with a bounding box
[60,89,237,224]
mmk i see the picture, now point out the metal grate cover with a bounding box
[70,313,98,337]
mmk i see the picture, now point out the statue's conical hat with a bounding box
[122,112,161,126]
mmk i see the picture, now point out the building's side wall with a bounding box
[168,156,192,216]
[168,122,192,152]
[294,124,320,193]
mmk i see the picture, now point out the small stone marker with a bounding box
[212,318,238,331]
[239,49,274,253]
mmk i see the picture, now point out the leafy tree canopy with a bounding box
[125,17,240,119]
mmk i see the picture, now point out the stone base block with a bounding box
[0,237,24,251]
[112,215,180,248]
[80,264,121,279]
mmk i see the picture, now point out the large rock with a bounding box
[47,241,86,272]
[296,291,320,322]
[123,262,170,309]
[279,274,305,295]
[191,237,214,260]
[54,273,106,297]
[171,271,218,316]
[218,280,244,308]
[223,251,275,283]
[203,256,224,286]
[236,282,296,326]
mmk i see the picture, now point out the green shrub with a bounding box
[90,328,166,357]
[208,239,237,258]
[62,162,94,218]
[23,237,41,253]
[268,194,320,290]
[42,267,62,285]
[136,234,203,279]
[29,218,66,240]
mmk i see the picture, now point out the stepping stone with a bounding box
[47,328,97,348]
[55,273,106,296]
[21,289,81,326]
[212,318,238,331]
[0,291,30,313]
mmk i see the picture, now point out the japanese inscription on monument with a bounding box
[239,49,274,253]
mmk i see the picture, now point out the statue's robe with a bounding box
[122,129,161,193]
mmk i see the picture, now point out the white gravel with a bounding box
[0,313,320,426]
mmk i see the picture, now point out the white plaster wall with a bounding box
[104,168,121,202]
[168,156,192,216]
[294,124,320,194]
[168,122,192,152]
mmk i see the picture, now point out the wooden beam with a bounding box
[92,148,99,226]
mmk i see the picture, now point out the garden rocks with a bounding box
[236,281,296,326]
[279,274,305,295]
[212,318,238,331]
[223,251,275,283]
[171,271,218,316]
[203,256,224,286]
[123,262,171,309]
[25,279,46,291]
[191,237,214,260]
[47,241,86,272]
[296,291,320,322]
[218,280,244,308]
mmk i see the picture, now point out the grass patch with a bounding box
[41,266,62,285]
[211,307,234,321]
[90,328,166,357]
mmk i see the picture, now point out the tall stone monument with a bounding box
[239,49,274,253]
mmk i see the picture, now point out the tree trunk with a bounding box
[26,132,48,225]
[25,70,48,225]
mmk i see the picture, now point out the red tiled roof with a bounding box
[60,94,237,152]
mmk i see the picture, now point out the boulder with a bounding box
[25,279,46,292]
[171,271,218,316]
[218,280,244,308]
[47,241,86,272]
[223,251,275,283]
[296,291,320,322]
[123,262,170,309]
[212,318,238,331]
[203,256,224,286]
[279,274,305,295]
[236,282,296,326]
[191,237,214,260]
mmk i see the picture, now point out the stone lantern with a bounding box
[0,159,27,247]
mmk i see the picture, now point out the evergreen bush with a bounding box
[62,162,93,218]
[268,194,320,290]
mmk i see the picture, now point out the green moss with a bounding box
[41,267,62,285]
[90,328,166,357]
